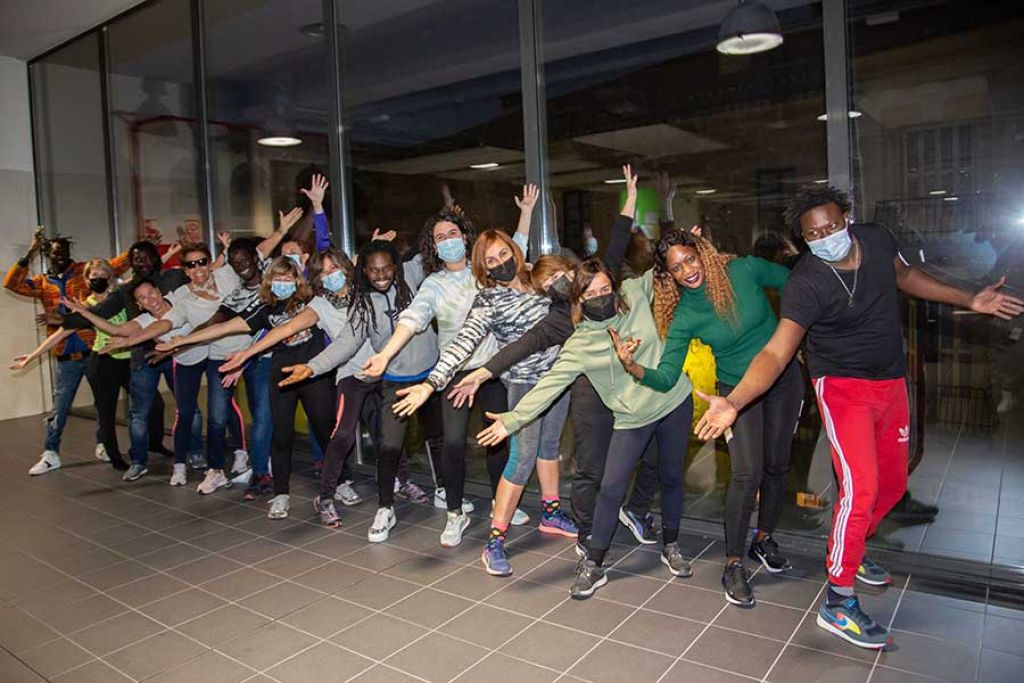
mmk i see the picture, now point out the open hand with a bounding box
[514,183,540,213]
[36,311,64,327]
[694,391,738,441]
[361,353,389,378]
[447,368,489,409]
[476,412,509,447]
[970,277,1024,320]
[221,369,243,388]
[622,164,638,196]
[145,350,173,366]
[656,171,677,204]
[278,207,303,234]
[301,173,329,210]
[10,354,31,371]
[216,231,232,251]
[371,228,397,242]
[278,364,312,387]
[392,383,433,417]
[60,296,87,315]
[219,350,249,374]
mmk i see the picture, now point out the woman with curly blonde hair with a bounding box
[615,227,802,609]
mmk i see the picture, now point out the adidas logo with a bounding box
[898,424,910,443]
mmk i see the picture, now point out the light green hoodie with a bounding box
[499,270,693,434]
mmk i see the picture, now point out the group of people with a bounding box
[8,166,1021,652]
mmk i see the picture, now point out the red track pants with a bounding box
[814,376,909,587]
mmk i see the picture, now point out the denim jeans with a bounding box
[44,357,89,453]
[129,359,174,466]
[171,360,207,466]
[206,357,273,473]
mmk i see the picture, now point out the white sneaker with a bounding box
[231,468,253,486]
[95,444,110,462]
[368,507,396,543]
[268,494,290,519]
[29,450,61,476]
[434,487,475,513]
[169,463,187,486]
[231,449,249,475]
[196,469,229,495]
[997,390,1016,414]
[440,510,470,547]
[491,500,530,526]
[334,480,363,506]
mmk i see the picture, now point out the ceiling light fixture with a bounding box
[943,196,958,202]
[814,179,829,184]
[603,178,628,184]
[470,162,500,170]
[257,136,302,147]
[695,189,717,195]
[929,190,948,196]
[716,1,784,55]
[817,111,863,121]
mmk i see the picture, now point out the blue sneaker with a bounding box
[618,507,658,544]
[856,558,892,586]
[481,540,512,577]
[539,510,578,538]
[817,592,892,650]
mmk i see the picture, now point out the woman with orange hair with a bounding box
[392,230,577,574]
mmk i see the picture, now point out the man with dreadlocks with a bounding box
[276,239,438,542]
[612,228,801,609]
[696,185,1024,649]
[5,228,131,475]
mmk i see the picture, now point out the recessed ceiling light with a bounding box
[929,190,947,196]
[603,179,628,184]
[695,189,717,195]
[470,162,500,170]
[943,196,958,202]
[257,136,302,147]
[813,178,829,184]
[817,111,863,121]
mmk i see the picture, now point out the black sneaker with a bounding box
[886,492,938,523]
[748,534,792,573]
[618,508,658,544]
[723,560,755,608]
[661,542,693,577]
[570,559,607,599]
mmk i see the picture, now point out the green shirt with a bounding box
[499,270,693,433]
[640,256,789,389]
[87,294,130,360]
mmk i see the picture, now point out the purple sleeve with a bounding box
[313,212,332,252]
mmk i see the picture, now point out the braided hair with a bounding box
[348,240,412,334]
[418,209,476,275]
[652,229,736,338]
[784,185,851,240]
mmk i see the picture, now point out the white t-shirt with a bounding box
[167,267,251,360]
[307,295,375,383]
[135,312,207,366]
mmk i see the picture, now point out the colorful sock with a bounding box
[542,498,561,519]
[488,522,508,545]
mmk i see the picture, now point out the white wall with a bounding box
[0,55,50,420]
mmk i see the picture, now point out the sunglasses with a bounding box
[183,257,210,269]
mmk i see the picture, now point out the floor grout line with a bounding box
[865,571,911,683]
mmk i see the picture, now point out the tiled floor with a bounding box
[1,415,1021,683]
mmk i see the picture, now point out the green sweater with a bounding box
[640,256,789,389]
[499,270,693,433]
[86,295,130,361]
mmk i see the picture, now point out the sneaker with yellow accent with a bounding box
[856,558,892,586]
[816,590,892,649]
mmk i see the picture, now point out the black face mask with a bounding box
[87,278,109,294]
[488,256,518,283]
[546,273,572,303]
[582,293,618,322]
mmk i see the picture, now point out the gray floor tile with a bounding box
[201,567,281,601]
[877,629,980,681]
[500,622,601,672]
[290,559,376,595]
[382,553,466,584]
[713,600,804,640]
[67,611,165,656]
[349,664,424,682]
[138,588,228,627]
[488,579,567,618]
[749,574,826,610]
[280,595,374,638]
[145,649,253,683]
[546,596,636,636]
[135,542,210,571]
[685,626,785,679]
[217,537,292,564]
[33,594,128,635]
[660,658,755,682]
[385,631,488,683]
[252,548,330,579]
[105,629,208,680]
[167,554,244,584]
[892,595,985,643]
[217,621,317,670]
[78,560,155,591]
[983,611,1024,655]
[243,580,324,620]
[440,603,535,649]
[268,641,373,683]
[457,652,559,683]
[386,587,476,628]
[176,604,270,647]
[434,566,511,602]
[16,637,95,679]
[609,608,705,656]
[647,582,729,623]
[106,572,190,608]
[868,667,940,683]
[343,573,421,610]
[332,613,429,660]
[52,659,133,683]
[569,639,676,683]
[978,649,1024,683]
[765,645,872,682]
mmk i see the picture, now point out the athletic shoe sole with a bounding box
[618,508,657,545]
[570,573,607,600]
[313,500,342,529]
[29,463,61,476]
[660,553,693,577]
[481,551,513,577]
[724,589,756,608]
[440,517,470,548]
[855,572,892,587]
[369,515,397,543]
[815,614,891,649]
[750,548,791,574]
[538,522,578,538]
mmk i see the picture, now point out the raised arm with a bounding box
[4,229,46,298]
[602,164,637,272]
[257,207,303,260]
[300,174,332,251]
[10,328,75,371]
[513,183,539,255]
[695,318,806,440]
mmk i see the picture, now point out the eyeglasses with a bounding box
[802,218,848,242]
[183,257,210,269]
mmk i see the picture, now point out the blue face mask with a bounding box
[808,226,853,263]
[584,237,598,257]
[436,237,466,263]
[321,270,346,293]
[285,253,303,269]
[271,281,297,300]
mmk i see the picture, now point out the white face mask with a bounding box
[808,226,853,262]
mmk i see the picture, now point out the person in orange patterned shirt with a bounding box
[4,228,130,476]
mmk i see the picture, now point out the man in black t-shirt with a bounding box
[696,186,1023,651]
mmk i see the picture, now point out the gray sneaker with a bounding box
[570,558,607,599]
[122,464,148,482]
[661,542,693,577]
[187,452,207,471]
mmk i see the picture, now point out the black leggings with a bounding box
[374,380,426,508]
[440,371,509,512]
[719,360,803,557]
[569,375,660,540]
[589,396,694,561]
[397,391,444,487]
[319,376,380,500]
[86,353,129,466]
[269,359,336,495]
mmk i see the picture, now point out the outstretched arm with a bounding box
[61,297,140,337]
[896,261,1024,320]
[154,316,249,352]
[218,308,319,373]
[10,328,75,371]
[102,318,174,353]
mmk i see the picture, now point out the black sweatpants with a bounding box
[269,357,336,495]
[375,380,423,508]
[319,376,380,500]
[440,371,509,512]
[569,375,660,540]
[718,360,803,557]
[86,353,130,466]
[590,396,694,558]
